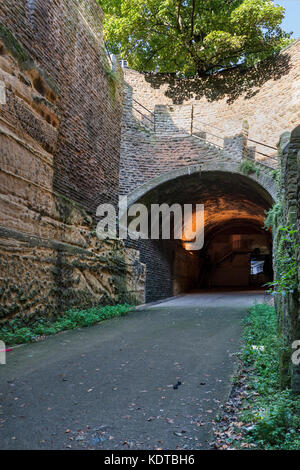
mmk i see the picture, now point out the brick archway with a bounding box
[125,161,277,208]
[123,161,277,302]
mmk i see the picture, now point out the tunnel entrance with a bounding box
[173,221,273,294]
[126,167,275,303]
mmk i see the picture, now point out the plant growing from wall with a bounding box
[264,204,298,297]
[263,129,300,390]
[0,24,33,69]
[239,159,256,175]
[267,225,298,296]
[264,201,282,228]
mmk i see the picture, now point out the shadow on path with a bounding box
[0,291,265,450]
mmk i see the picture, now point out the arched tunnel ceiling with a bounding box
[134,171,273,239]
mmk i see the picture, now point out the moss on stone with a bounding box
[239,159,256,175]
[264,131,300,393]
[0,23,33,69]
[54,193,91,226]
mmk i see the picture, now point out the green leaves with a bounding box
[98,0,292,76]
[240,304,300,450]
[266,224,298,296]
[0,304,135,345]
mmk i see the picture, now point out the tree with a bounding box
[98,0,292,77]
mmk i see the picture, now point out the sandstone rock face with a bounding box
[0,0,145,322]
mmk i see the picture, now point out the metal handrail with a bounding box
[131,97,155,130]
[132,106,155,125]
[192,126,278,163]
[255,150,278,160]
[193,117,224,133]
[247,137,277,151]
[192,121,278,164]
[192,133,223,149]
[129,99,277,165]
[193,116,277,156]
[193,126,224,141]
[132,98,154,118]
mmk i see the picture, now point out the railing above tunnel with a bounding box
[127,97,279,167]
[132,98,155,131]
[190,110,278,167]
[191,116,277,158]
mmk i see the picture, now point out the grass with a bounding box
[0,304,134,346]
[238,303,300,450]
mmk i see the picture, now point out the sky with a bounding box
[275,0,300,38]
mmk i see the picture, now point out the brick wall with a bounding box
[125,238,174,303]
[120,85,246,195]
[0,0,123,212]
[120,40,300,195]
[0,0,145,321]
[123,39,300,155]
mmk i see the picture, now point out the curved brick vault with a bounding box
[123,162,275,302]
[126,161,276,237]
[126,162,276,220]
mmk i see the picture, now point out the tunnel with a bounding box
[126,169,274,303]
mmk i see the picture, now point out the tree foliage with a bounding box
[98,0,292,76]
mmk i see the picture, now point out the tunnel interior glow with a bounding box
[129,170,273,301]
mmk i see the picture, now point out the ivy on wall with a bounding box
[265,205,298,297]
[263,131,299,392]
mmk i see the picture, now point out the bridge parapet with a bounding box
[120,85,278,196]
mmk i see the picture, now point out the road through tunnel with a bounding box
[126,168,275,303]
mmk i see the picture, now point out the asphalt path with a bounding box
[0,290,265,450]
